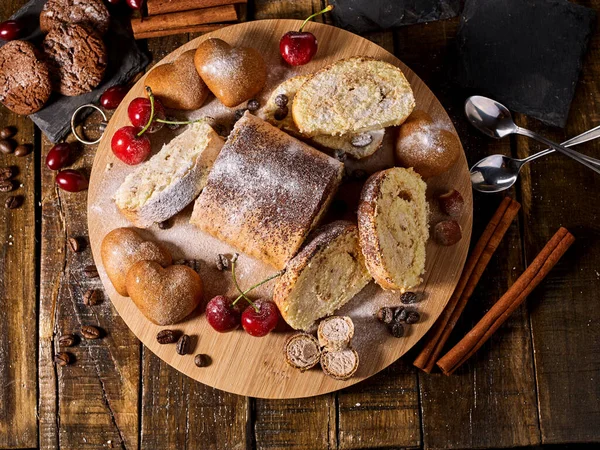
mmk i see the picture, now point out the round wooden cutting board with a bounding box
[88,19,473,399]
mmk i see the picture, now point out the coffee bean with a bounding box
[83,289,100,306]
[83,264,99,278]
[194,354,211,367]
[165,117,180,130]
[156,329,179,344]
[274,94,288,107]
[176,334,190,355]
[274,106,288,121]
[389,322,404,338]
[404,310,420,324]
[400,291,419,304]
[216,254,229,271]
[68,237,82,253]
[0,180,14,192]
[4,195,21,209]
[14,144,31,157]
[58,334,77,347]
[0,126,16,139]
[81,325,102,339]
[247,99,260,111]
[54,352,73,366]
[234,108,247,122]
[158,219,171,230]
[393,307,405,322]
[377,307,395,325]
[175,259,201,272]
[0,139,15,154]
[0,167,14,181]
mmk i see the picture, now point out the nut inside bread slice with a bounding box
[284,333,321,371]
[317,316,354,350]
[358,167,429,291]
[114,122,224,228]
[320,347,359,380]
[273,221,372,331]
[261,74,385,159]
[292,57,415,137]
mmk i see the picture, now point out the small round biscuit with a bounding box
[42,24,107,96]
[0,40,52,115]
[40,0,110,35]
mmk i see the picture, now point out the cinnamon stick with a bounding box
[147,0,247,16]
[437,227,575,375]
[134,23,228,40]
[131,5,238,39]
[414,197,521,372]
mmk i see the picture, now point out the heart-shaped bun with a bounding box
[101,228,172,296]
[145,49,210,110]
[194,38,267,107]
[126,261,203,325]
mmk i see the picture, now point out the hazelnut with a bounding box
[438,189,464,217]
[434,220,462,246]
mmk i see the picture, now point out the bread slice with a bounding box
[292,57,415,137]
[190,113,344,270]
[261,74,385,159]
[273,221,372,331]
[317,316,354,350]
[114,122,224,228]
[321,348,359,380]
[358,167,429,291]
[284,333,321,371]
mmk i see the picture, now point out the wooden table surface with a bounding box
[1,0,599,449]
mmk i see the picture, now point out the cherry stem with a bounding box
[137,86,155,137]
[155,117,207,125]
[231,266,285,310]
[299,4,334,32]
[230,254,257,312]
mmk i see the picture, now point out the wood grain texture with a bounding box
[0,7,37,446]
[38,131,140,450]
[391,18,541,449]
[87,19,472,399]
[515,2,600,443]
[147,0,248,16]
[139,34,250,450]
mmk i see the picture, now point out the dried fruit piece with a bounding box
[438,189,464,218]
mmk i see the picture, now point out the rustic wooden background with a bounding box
[1,0,599,448]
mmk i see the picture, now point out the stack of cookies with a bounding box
[0,0,109,115]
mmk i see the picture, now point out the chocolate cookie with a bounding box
[42,24,107,96]
[0,41,52,115]
[40,0,110,35]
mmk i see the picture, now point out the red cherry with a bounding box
[280,32,318,66]
[206,296,245,333]
[111,126,151,165]
[0,20,23,41]
[126,0,145,10]
[46,143,72,170]
[101,85,129,110]
[241,299,279,337]
[55,169,88,192]
[128,97,165,133]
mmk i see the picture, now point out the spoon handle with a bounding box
[524,124,600,164]
[515,127,600,175]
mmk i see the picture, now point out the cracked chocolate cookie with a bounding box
[0,40,52,115]
[42,24,107,96]
[40,0,110,35]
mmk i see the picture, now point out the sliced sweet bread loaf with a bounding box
[358,167,429,291]
[292,57,415,137]
[273,221,372,331]
[261,74,384,159]
[114,122,224,228]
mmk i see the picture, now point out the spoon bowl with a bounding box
[470,154,522,192]
[464,96,518,139]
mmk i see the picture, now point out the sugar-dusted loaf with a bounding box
[114,122,224,228]
[273,221,372,331]
[190,113,344,270]
[261,74,385,159]
[358,167,429,291]
[292,57,415,137]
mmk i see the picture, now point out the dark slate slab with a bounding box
[329,0,462,34]
[2,0,150,143]
[456,0,596,128]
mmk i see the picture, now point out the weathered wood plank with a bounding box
[515,2,600,443]
[38,129,140,449]
[391,19,540,449]
[0,4,38,448]
[139,34,250,450]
